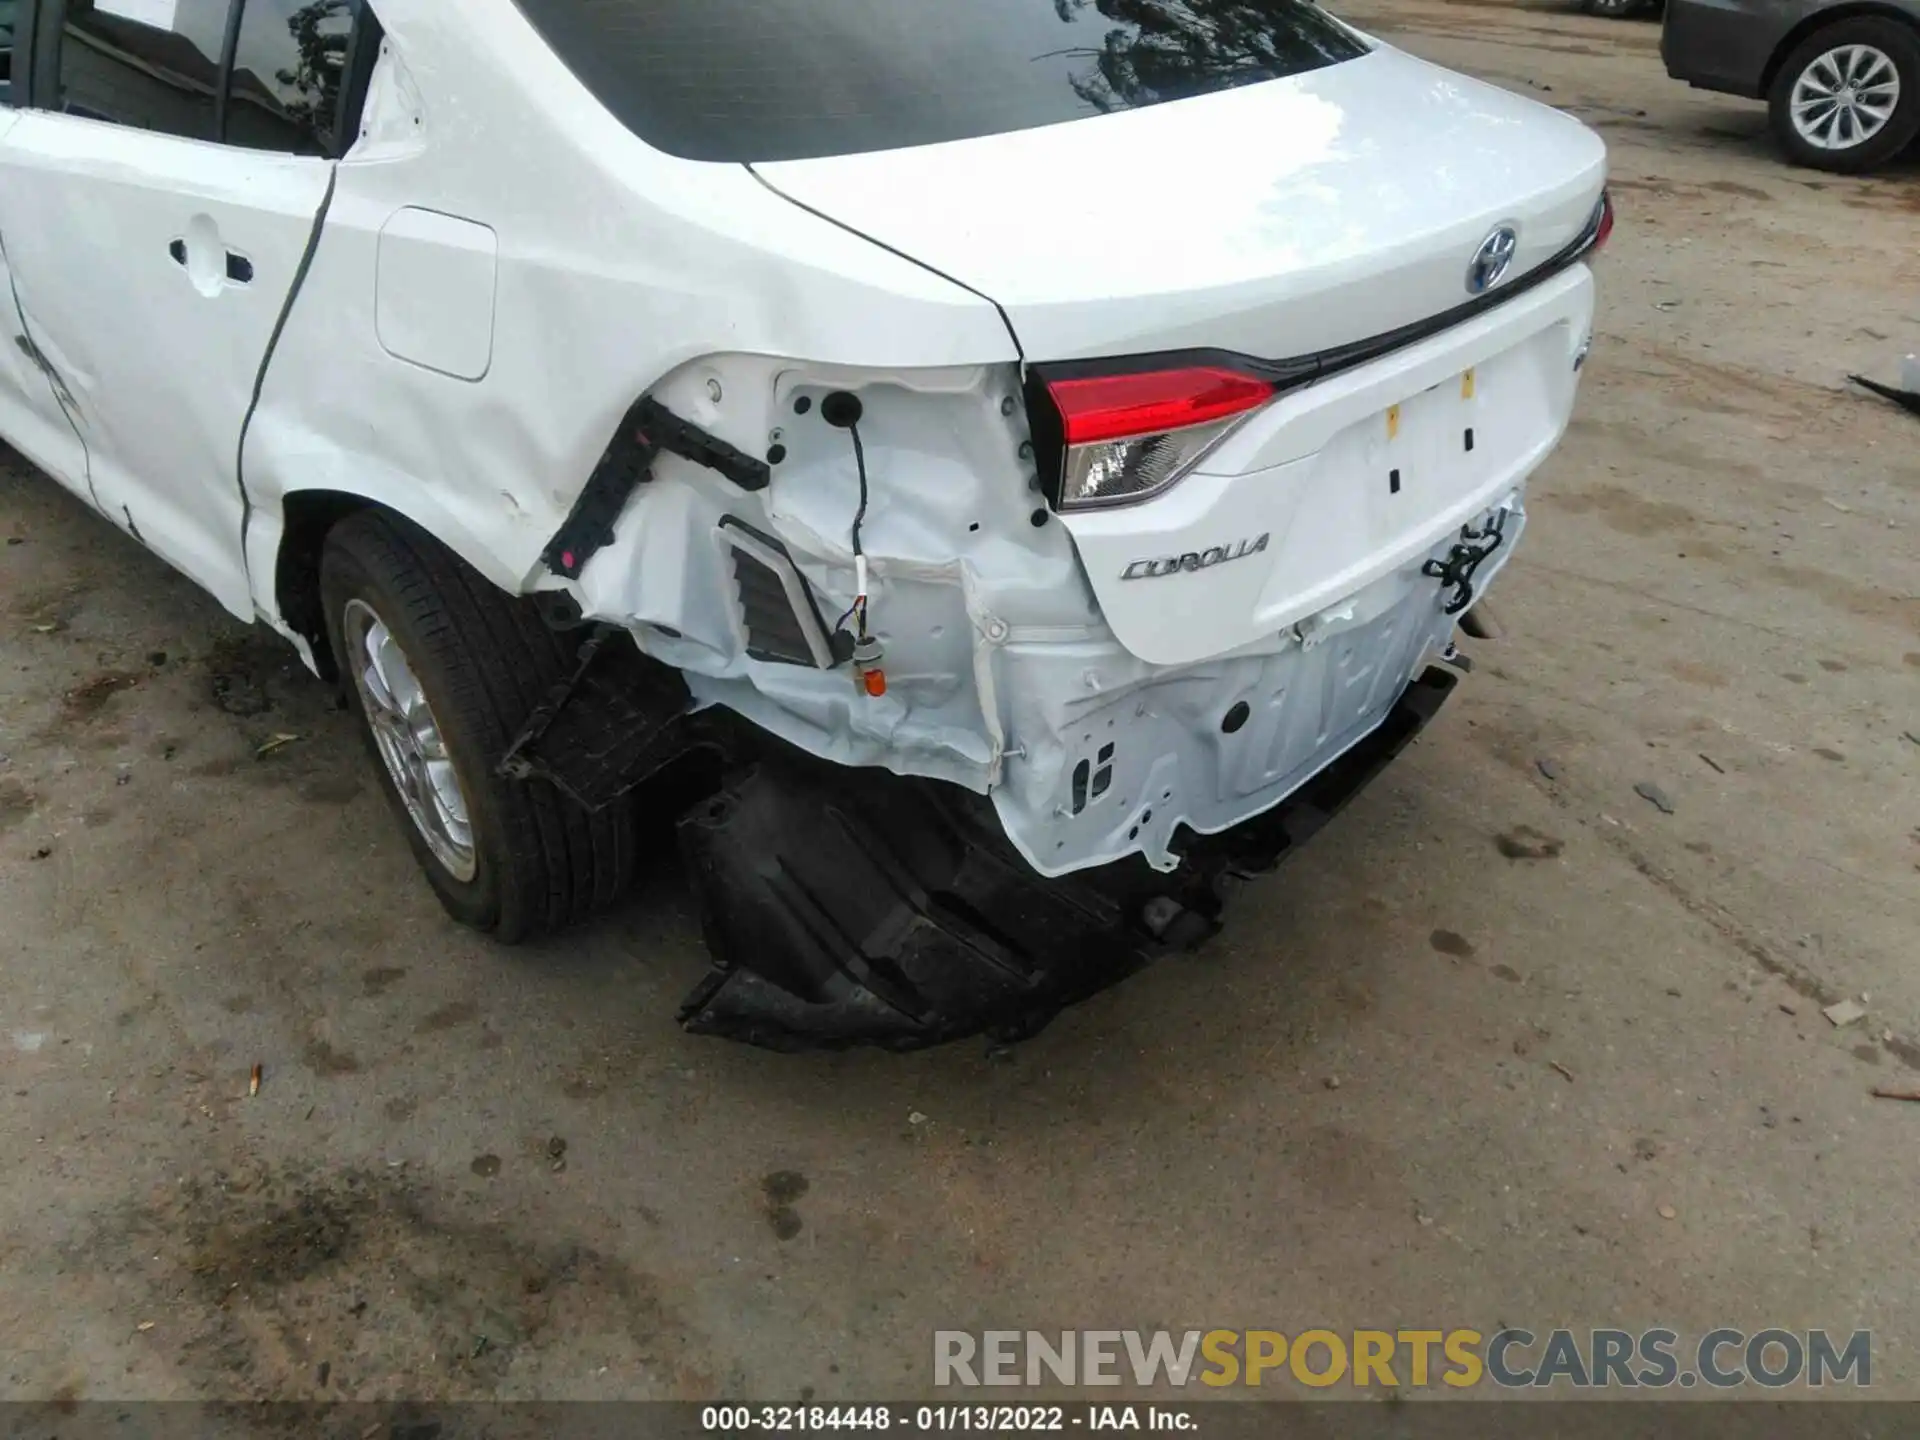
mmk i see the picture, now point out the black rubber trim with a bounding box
[213,0,246,141]
[333,0,386,155]
[27,0,58,112]
[1031,197,1608,388]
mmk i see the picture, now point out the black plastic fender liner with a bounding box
[674,666,1459,1052]
[674,748,1156,1052]
[497,625,698,811]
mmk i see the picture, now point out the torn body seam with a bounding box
[234,162,339,590]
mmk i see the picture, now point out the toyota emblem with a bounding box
[1467,225,1519,295]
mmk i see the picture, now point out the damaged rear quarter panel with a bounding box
[233,0,1554,893]
[240,0,1017,627]
[572,357,1100,795]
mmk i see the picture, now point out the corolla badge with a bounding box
[1120,533,1269,580]
[1466,225,1519,295]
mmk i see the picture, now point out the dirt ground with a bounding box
[2,0,1917,1407]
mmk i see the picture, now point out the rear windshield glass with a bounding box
[512,0,1369,163]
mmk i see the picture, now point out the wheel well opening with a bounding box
[1763,5,1920,92]
[275,490,374,682]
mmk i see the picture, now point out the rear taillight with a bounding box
[1591,189,1614,253]
[1046,366,1274,509]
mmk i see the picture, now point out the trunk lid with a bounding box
[755,47,1606,364]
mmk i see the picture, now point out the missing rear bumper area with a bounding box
[673,666,1456,1051]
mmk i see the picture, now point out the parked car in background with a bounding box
[1663,0,1920,170]
[1586,0,1662,21]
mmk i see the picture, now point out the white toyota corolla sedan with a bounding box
[0,0,1608,1047]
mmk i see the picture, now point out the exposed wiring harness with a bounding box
[820,391,885,694]
[831,420,871,641]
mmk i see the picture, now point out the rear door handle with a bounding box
[168,236,253,286]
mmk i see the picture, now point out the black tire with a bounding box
[320,509,638,941]
[1585,0,1645,18]
[1767,17,1920,173]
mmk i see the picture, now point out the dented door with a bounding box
[0,106,96,505]
[0,216,96,511]
[0,104,332,617]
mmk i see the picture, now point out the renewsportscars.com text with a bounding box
[933,1328,1871,1390]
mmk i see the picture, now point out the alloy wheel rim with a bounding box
[1791,44,1901,149]
[342,599,478,881]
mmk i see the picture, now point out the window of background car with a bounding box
[509,0,1371,164]
[56,0,228,139]
[224,0,351,155]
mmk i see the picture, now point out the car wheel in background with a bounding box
[320,509,638,941]
[1768,17,1920,172]
[1584,0,1647,17]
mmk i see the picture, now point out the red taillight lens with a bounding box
[1049,366,1274,446]
[1591,189,1614,253]
[1045,366,1274,509]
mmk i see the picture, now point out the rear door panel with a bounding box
[0,113,331,617]
[0,0,343,616]
[0,11,98,499]
[0,105,97,503]
[0,230,98,505]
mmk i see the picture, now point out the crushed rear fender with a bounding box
[674,666,1457,1051]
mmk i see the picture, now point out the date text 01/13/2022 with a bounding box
[698,1403,1194,1431]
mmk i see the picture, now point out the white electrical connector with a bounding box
[854,554,869,602]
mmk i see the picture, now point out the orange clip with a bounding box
[862,668,887,697]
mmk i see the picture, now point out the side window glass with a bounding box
[224,0,351,155]
[1,0,17,102]
[56,0,231,139]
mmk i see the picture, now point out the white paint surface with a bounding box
[0,0,1608,878]
[0,118,333,618]
[375,208,499,382]
[1063,270,1593,667]
[758,45,1606,362]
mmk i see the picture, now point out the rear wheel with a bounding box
[1584,0,1647,18]
[320,510,638,940]
[1768,18,1920,172]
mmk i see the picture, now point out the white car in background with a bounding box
[0,0,1608,1048]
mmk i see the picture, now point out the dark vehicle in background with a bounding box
[1587,0,1662,19]
[1663,0,1920,170]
